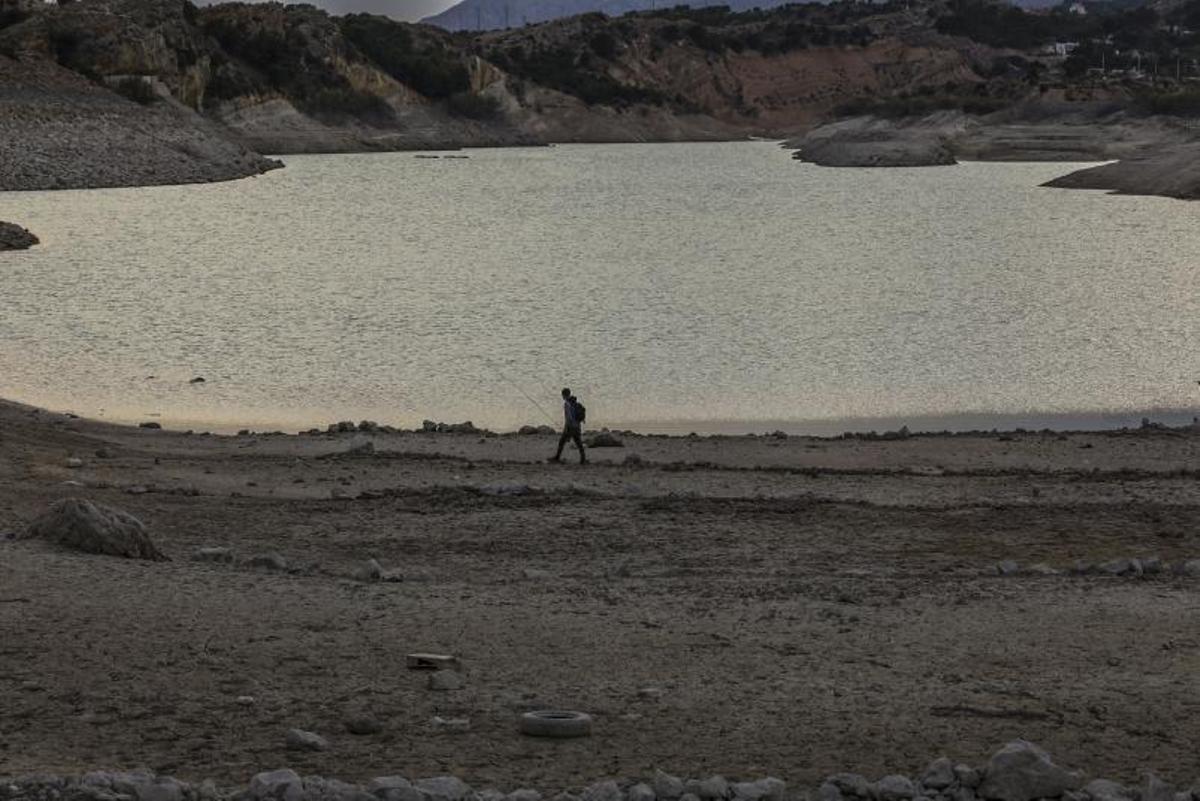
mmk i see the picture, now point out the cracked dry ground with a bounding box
[1,400,1198,788]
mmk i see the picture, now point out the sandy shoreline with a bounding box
[2,395,1199,786]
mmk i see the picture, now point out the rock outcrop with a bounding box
[0,221,37,250]
[24,498,168,560]
[1042,142,1200,200]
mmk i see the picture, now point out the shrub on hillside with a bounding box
[340,15,469,99]
[447,91,502,120]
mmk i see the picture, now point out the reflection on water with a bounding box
[1,143,1198,434]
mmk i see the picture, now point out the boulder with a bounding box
[1084,781,1133,801]
[0,221,38,251]
[817,785,843,801]
[628,785,656,801]
[826,775,872,798]
[1142,774,1174,801]
[24,498,166,560]
[507,792,543,801]
[689,778,728,800]
[654,771,685,800]
[369,778,422,801]
[978,740,1082,801]
[249,770,304,801]
[955,767,982,789]
[923,759,957,791]
[732,779,785,801]
[876,776,916,801]
[581,782,622,801]
[414,778,472,801]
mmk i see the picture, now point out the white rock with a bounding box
[1141,775,1174,801]
[977,740,1082,801]
[995,560,1019,576]
[250,770,304,801]
[431,716,469,732]
[285,729,329,751]
[66,458,84,469]
[507,791,543,801]
[135,777,185,801]
[628,784,656,801]
[876,776,916,801]
[654,772,685,800]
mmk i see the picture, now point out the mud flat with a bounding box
[1,398,1199,788]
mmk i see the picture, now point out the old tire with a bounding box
[519,710,592,738]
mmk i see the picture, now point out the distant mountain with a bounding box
[190,0,452,23]
[423,0,791,31]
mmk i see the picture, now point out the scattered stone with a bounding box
[284,728,329,751]
[1176,559,1200,577]
[654,771,685,800]
[189,377,205,384]
[356,558,383,582]
[429,670,465,691]
[414,777,472,801]
[922,758,956,790]
[139,422,162,430]
[977,740,1082,801]
[1025,563,1059,576]
[627,785,656,801]
[66,457,84,468]
[407,653,461,670]
[345,715,383,735]
[1141,556,1164,575]
[249,769,303,801]
[247,552,288,572]
[876,776,916,801]
[732,779,785,801]
[194,546,234,563]
[1099,559,1132,576]
[24,498,167,560]
[637,686,665,700]
[825,774,872,798]
[507,791,543,801]
[581,781,622,801]
[431,716,470,732]
[235,695,255,706]
[369,779,423,801]
[995,560,1019,576]
[817,784,842,801]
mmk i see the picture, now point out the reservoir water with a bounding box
[2,142,1198,434]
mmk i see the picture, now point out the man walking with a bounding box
[550,387,586,464]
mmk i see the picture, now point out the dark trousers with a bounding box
[555,424,585,462]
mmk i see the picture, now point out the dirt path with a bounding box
[2,399,1198,788]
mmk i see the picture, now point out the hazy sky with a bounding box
[193,0,458,22]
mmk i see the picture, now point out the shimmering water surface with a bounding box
[2,142,1198,434]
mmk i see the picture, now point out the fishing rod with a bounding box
[477,355,559,427]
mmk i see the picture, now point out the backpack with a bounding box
[572,398,587,424]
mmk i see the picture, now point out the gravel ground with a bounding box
[1,399,1199,787]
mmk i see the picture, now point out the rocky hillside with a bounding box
[0,0,1197,195]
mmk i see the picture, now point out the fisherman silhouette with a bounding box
[549,387,586,465]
